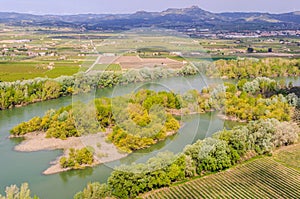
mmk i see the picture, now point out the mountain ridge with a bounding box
[0,6,299,31]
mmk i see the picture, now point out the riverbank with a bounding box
[217,113,247,123]
[13,131,128,175]
[168,108,246,123]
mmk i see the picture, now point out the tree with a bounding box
[42,80,61,100]
[74,183,111,199]
[247,47,254,53]
[108,152,185,198]
[0,183,39,199]
[196,138,232,174]
[60,147,94,169]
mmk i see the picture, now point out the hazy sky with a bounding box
[0,0,299,14]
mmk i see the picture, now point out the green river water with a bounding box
[0,75,299,199]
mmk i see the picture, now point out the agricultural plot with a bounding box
[92,64,122,71]
[94,55,185,70]
[142,158,300,199]
[0,27,100,81]
[0,61,80,82]
[273,143,300,171]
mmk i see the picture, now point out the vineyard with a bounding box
[142,158,300,199]
[273,143,300,171]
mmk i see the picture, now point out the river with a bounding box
[0,75,299,199]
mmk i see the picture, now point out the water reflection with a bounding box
[59,167,94,183]
[8,137,24,145]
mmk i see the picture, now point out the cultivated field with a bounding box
[273,143,300,171]
[95,55,185,70]
[0,61,80,82]
[142,157,300,199]
[1,26,299,82]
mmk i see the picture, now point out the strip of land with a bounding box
[13,128,178,175]
[14,132,127,175]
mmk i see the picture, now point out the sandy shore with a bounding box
[14,132,128,175]
[167,108,206,116]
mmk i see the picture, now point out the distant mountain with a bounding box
[219,11,300,24]
[0,6,299,32]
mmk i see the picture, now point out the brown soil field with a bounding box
[98,55,185,69]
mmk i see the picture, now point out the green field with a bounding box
[142,157,300,199]
[92,63,122,71]
[0,61,80,81]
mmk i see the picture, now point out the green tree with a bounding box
[0,183,39,199]
[74,182,111,199]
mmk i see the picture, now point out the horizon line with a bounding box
[0,5,299,16]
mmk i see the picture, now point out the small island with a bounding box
[10,90,182,174]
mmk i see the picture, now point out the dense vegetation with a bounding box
[143,158,300,199]
[10,90,181,152]
[107,90,181,152]
[0,65,197,110]
[223,77,297,121]
[11,77,298,141]
[207,58,300,79]
[10,105,80,139]
[74,118,300,198]
[60,147,94,169]
[0,183,39,199]
[73,183,111,199]
[186,77,297,122]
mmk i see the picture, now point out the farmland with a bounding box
[273,143,300,171]
[0,28,193,81]
[1,25,300,82]
[92,55,185,71]
[0,61,80,82]
[0,27,96,81]
[142,144,300,199]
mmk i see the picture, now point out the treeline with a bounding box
[0,183,39,199]
[0,65,198,110]
[74,118,300,199]
[207,58,300,79]
[1,57,299,110]
[11,90,181,152]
